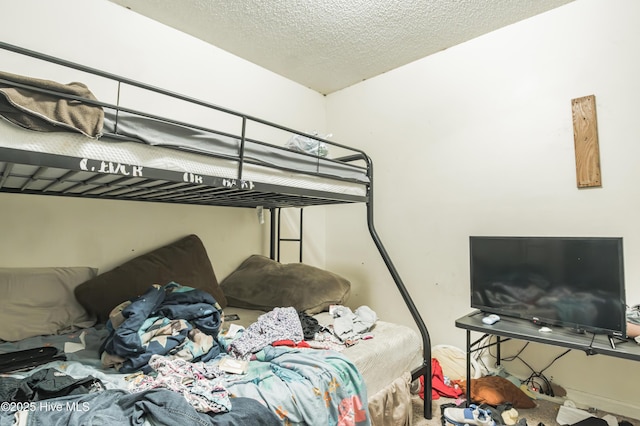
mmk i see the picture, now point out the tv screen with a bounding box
[469,236,626,337]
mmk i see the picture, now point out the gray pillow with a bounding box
[0,267,97,341]
[75,234,226,324]
[220,255,350,314]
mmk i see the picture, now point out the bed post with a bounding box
[269,207,277,260]
[364,155,433,419]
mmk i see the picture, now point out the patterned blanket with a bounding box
[224,346,370,426]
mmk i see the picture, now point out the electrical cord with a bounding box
[518,348,571,396]
[478,337,571,396]
[471,335,529,373]
[538,348,571,374]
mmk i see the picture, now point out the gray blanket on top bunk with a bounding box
[0,70,103,138]
[102,110,369,183]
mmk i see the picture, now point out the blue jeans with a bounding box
[0,389,280,426]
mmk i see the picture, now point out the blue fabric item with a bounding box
[104,285,166,358]
[462,407,477,421]
[227,346,370,425]
[101,282,223,373]
[0,389,281,426]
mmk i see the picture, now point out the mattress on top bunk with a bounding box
[0,116,368,197]
[223,306,424,398]
[103,110,368,184]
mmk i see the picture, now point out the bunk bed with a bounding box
[0,41,432,424]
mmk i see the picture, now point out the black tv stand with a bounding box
[455,311,640,405]
[607,334,630,350]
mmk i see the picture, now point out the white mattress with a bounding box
[224,307,424,397]
[0,118,368,197]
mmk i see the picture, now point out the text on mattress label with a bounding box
[222,178,255,190]
[80,159,143,177]
[183,172,203,184]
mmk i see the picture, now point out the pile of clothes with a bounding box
[100,282,224,373]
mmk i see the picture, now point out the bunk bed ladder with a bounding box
[269,207,303,263]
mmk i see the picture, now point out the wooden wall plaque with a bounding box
[571,95,601,188]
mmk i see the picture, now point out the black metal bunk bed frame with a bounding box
[0,41,433,419]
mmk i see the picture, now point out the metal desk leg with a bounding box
[466,329,471,405]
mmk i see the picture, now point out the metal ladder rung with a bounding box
[276,207,303,262]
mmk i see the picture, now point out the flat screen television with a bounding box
[469,236,626,337]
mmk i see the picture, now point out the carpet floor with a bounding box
[411,395,638,426]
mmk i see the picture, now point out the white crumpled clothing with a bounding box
[332,305,377,341]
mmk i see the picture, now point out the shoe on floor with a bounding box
[443,404,496,426]
[501,407,519,425]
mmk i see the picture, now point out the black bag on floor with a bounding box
[0,347,65,373]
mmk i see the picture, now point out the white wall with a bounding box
[2,0,639,419]
[326,0,640,418]
[0,0,328,278]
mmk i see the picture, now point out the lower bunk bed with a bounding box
[0,234,423,426]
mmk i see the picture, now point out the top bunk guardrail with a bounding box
[0,41,371,209]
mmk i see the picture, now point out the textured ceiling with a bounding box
[108,0,575,94]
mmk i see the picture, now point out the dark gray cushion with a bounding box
[220,255,350,314]
[75,234,226,323]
